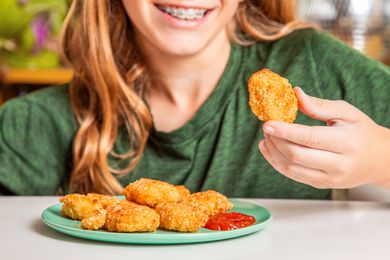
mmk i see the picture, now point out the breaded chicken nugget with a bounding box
[60,193,122,220]
[104,201,160,232]
[86,193,123,208]
[175,185,191,199]
[248,68,298,123]
[123,178,183,207]
[155,202,209,232]
[81,209,107,230]
[185,190,233,216]
[60,194,100,220]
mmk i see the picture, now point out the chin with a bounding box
[160,40,208,57]
[152,29,224,57]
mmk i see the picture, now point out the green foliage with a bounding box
[0,1,32,38]
[0,0,69,68]
[2,49,60,68]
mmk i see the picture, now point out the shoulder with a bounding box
[250,28,389,77]
[0,85,76,195]
[2,84,71,112]
[241,29,329,71]
[0,84,77,143]
[268,28,350,58]
[277,28,390,75]
[272,28,378,65]
[250,28,354,58]
[1,84,74,122]
[271,28,337,48]
[276,28,319,44]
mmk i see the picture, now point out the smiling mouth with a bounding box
[155,4,211,20]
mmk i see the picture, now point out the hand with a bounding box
[258,87,390,189]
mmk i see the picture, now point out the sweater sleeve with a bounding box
[309,31,390,127]
[0,86,76,195]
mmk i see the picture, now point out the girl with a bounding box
[0,0,389,198]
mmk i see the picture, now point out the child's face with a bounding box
[122,0,242,56]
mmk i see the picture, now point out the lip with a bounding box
[153,3,215,29]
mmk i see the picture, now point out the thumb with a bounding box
[294,87,358,122]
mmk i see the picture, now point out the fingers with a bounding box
[259,136,331,189]
[263,121,347,153]
[294,87,360,123]
[267,135,342,173]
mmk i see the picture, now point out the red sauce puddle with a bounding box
[204,212,256,231]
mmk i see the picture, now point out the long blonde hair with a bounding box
[60,0,310,194]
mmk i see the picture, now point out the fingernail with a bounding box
[263,125,275,134]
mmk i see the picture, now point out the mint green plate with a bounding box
[41,199,271,244]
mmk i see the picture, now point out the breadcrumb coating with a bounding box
[123,178,184,207]
[86,193,123,208]
[185,190,233,216]
[81,209,107,230]
[175,185,191,199]
[60,193,122,220]
[104,201,160,232]
[60,194,99,220]
[155,202,209,232]
[248,68,298,123]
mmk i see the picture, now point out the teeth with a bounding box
[157,5,207,20]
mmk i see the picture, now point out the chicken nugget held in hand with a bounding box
[248,68,298,123]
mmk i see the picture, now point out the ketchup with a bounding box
[204,212,256,231]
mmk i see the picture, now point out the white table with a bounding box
[1,197,389,260]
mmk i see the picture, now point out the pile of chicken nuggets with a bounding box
[60,178,233,233]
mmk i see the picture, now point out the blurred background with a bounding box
[0,0,71,103]
[298,0,390,62]
[0,0,389,200]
